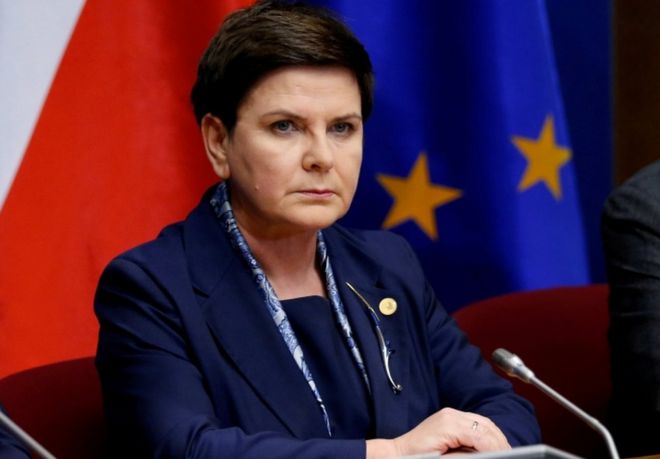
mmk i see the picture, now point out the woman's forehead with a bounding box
[239,66,361,117]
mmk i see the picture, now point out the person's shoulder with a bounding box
[107,186,218,269]
[96,221,187,288]
[619,160,660,193]
[327,224,408,248]
[326,224,419,266]
[607,160,660,202]
[603,159,660,221]
[123,221,185,263]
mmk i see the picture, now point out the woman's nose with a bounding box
[302,133,334,172]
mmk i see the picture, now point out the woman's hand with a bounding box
[366,407,511,458]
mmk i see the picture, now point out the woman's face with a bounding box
[205,66,363,238]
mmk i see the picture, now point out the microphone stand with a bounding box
[492,348,619,459]
[527,373,619,459]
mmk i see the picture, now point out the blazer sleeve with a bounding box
[0,405,31,459]
[601,166,660,456]
[396,238,541,447]
[95,256,364,459]
[0,438,30,459]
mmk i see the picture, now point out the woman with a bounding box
[95,1,540,457]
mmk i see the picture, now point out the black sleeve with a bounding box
[601,162,660,457]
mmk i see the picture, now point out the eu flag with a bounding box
[312,1,591,310]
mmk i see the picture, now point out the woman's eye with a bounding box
[272,120,294,133]
[332,122,353,134]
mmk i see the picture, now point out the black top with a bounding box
[280,295,374,439]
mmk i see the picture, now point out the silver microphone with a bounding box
[492,348,619,459]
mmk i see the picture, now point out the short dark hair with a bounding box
[190,0,374,130]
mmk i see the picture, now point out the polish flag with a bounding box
[0,1,250,378]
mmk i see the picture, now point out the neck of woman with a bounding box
[240,227,326,301]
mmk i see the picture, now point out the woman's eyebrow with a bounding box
[260,110,363,122]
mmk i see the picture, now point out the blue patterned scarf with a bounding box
[210,182,370,436]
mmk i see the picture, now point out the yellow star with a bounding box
[512,115,572,200]
[377,152,462,240]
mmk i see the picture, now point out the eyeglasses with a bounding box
[346,282,403,394]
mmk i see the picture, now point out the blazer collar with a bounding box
[181,188,233,296]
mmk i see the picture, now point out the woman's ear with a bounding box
[201,114,231,179]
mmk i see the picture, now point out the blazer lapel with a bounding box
[182,196,329,439]
[324,228,411,438]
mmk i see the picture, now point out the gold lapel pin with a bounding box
[345,282,403,393]
[379,297,397,316]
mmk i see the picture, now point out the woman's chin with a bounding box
[287,207,348,231]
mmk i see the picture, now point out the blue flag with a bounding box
[312,0,591,311]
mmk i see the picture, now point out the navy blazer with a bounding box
[95,188,540,458]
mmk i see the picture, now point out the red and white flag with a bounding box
[0,0,250,378]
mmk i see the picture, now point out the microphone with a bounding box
[0,409,56,459]
[492,348,620,459]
